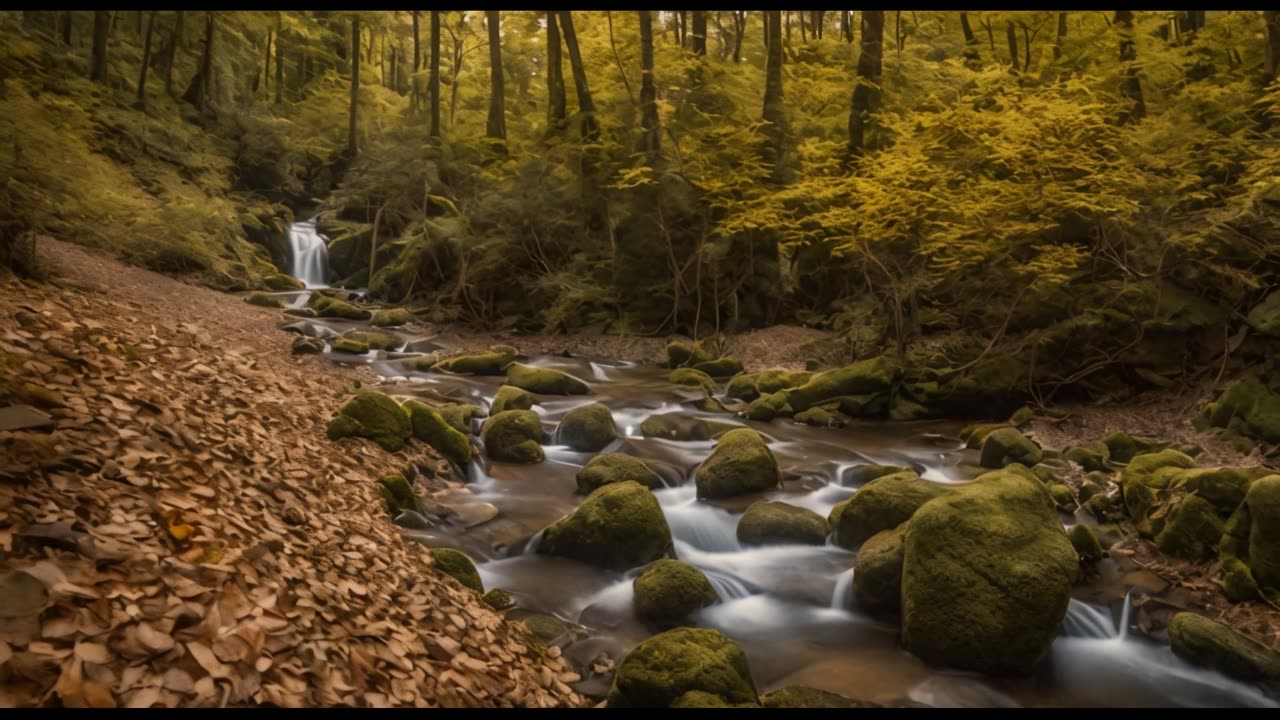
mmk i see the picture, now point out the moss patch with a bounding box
[537,481,673,570]
[431,548,483,593]
[1168,612,1280,686]
[434,349,517,376]
[736,501,829,546]
[854,525,906,616]
[831,471,946,549]
[693,428,781,500]
[633,559,719,626]
[555,402,619,452]
[403,399,472,467]
[506,362,590,395]
[491,385,534,415]
[480,410,545,463]
[370,307,413,327]
[607,627,759,708]
[325,390,411,452]
[577,453,664,494]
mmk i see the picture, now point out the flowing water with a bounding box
[287,220,332,288]
[280,300,1278,708]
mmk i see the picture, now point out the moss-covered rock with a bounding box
[577,453,664,494]
[433,349,517,376]
[370,307,412,327]
[845,464,915,485]
[521,613,567,642]
[1102,431,1164,463]
[331,336,369,354]
[1049,483,1077,511]
[309,293,372,320]
[341,330,401,351]
[1201,378,1280,445]
[900,466,1079,674]
[854,525,906,616]
[1067,524,1103,561]
[889,396,929,421]
[669,690,757,708]
[959,422,1011,450]
[831,471,947,549]
[1168,612,1280,686]
[1176,467,1268,514]
[325,390,412,452]
[725,369,811,402]
[506,362,591,395]
[792,406,837,427]
[403,399,472,467]
[1120,449,1198,536]
[693,428,781,500]
[490,385,534,415]
[440,403,483,434]
[785,356,898,412]
[1247,475,1280,592]
[481,410,545,463]
[263,273,305,291]
[482,589,515,611]
[640,413,713,441]
[633,559,719,626]
[556,402,619,452]
[736,501,828,546]
[1245,290,1280,337]
[666,340,715,369]
[377,473,422,516]
[1221,555,1262,602]
[979,427,1043,469]
[538,481,673,570]
[1064,443,1111,472]
[760,686,860,709]
[669,368,715,390]
[745,391,790,421]
[606,627,759,708]
[431,548,483,593]
[246,292,284,308]
[693,357,744,379]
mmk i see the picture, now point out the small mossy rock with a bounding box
[370,307,412,327]
[1102,431,1164,463]
[693,428,781,500]
[761,686,861,709]
[1168,612,1280,686]
[377,473,422,516]
[1077,479,1103,503]
[1064,443,1110,472]
[246,292,283,308]
[746,391,789,421]
[1247,475,1280,592]
[979,427,1043,469]
[506,362,590,395]
[836,393,888,418]
[481,410,545,463]
[522,613,567,642]
[736,501,828,546]
[440,403,483,434]
[325,390,411,452]
[538,481,673,570]
[793,406,837,427]
[1120,449,1199,535]
[669,368,715,390]
[283,307,317,319]
[1175,467,1268,514]
[1245,290,1280,337]
[556,403,619,452]
[430,548,483,593]
[854,525,906,616]
[263,273,305,291]
[666,340,716,369]
[1008,405,1035,427]
[832,471,946,550]
[889,397,929,422]
[786,356,898,412]
[900,466,1079,675]
[726,369,811,402]
[309,294,372,320]
[633,559,719,626]
[845,464,915,485]
[482,589,515,611]
[1049,483,1076,511]
[669,690,757,708]
[1155,495,1226,562]
[433,350,516,376]
[606,627,759,708]
[491,385,534,415]
[342,330,401,350]
[403,400,472,467]
[577,453,664,494]
[331,337,369,354]
[960,422,1010,450]
[1221,555,1262,602]
[693,356,744,379]
[640,413,712,441]
[1209,379,1280,444]
[1067,524,1103,561]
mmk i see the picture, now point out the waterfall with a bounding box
[287,220,331,288]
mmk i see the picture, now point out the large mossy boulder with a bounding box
[633,559,719,626]
[900,465,1079,674]
[666,340,716,369]
[1153,495,1224,561]
[785,356,897,412]
[1120,448,1198,530]
[736,501,828,546]
[433,349,517,376]
[1247,475,1280,592]
[607,627,759,708]
[1064,443,1110,472]
[262,273,305,291]
[854,525,906,616]
[309,293,372,320]
[403,399,472,467]
[725,369,811,402]
[760,687,862,709]
[555,402,619,452]
[829,471,947,549]
[440,403,483,434]
[577,453,664,494]
[431,548,483,593]
[1168,613,1280,687]
[1199,378,1280,446]
[491,385,534,415]
[693,356,744,379]
[538,481,673,570]
[480,410,545,463]
[693,428,781,500]
[979,427,1043,469]
[669,368,715,391]
[745,391,790,422]
[506,362,591,395]
[325,390,411,452]
[370,307,412,327]
[959,422,1010,450]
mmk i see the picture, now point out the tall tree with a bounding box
[485,11,507,142]
[692,11,707,56]
[762,11,786,173]
[1006,20,1019,71]
[1054,12,1067,60]
[59,11,72,45]
[349,15,360,157]
[429,11,441,139]
[842,10,853,43]
[546,12,567,127]
[731,11,746,62]
[960,12,980,62]
[639,10,660,162]
[90,11,110,84]
[1267,11,1280,84]
[164,11,181,95]
[182,12,216,112]
[848,11,884,157]
[136,11,156,108]
[1115,11,1145,122]
[558,11,597,140]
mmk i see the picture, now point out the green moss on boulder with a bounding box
[854,525,906,616]
[440,403,483,434]
[760,687,860,709]
[377,473,422,516]
[960,422,1010,450]
[746,391,790,421]
[793,406,837,427]
[577,453,664,494]
[325,390,411,452]
[556,402,619,452]
[633,559,719,626]
[341,330,401,351]
[403,399,472,467]
[831,471,947,549]
[1064,443,1110,472]
[1168,612,1280,686]
[1049,483,1076,511]
[1102,431,1164,463]
[979,427,1043,469]
[693,356,744,378]
[693,428,781,500]
[669,367,715,390]
[736,501,828,546]
[482,589,515,611]
[725,369,811,402]
[1245,290,1280,337]
[1247,475,1280,592]
[666,340,715,369]
[785,356,898,412]
[491,385,534,415]
[431,548,483,593]
[246,292,283,308]
[263,273,305,291]
[331,337,369,354]
[481,410,545,463]
[1221,555,1262,602]
[846,464,915,485]
[1067,524,1103,561]
[506,362,590,395]
[309,294,372,320]
[640,413,713,441]
[607,627,759,708]
[537,481,673,570]
[434,349,517,376]
[370,307,412,327]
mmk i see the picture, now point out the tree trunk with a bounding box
[1055,12,1067,59]
[842,11,852,43]
[679,10,687,48]
[136,11,156,107]
[1115,11,1146,121]
[848,11,884,158]
[558,11,597,140]
[349,15,360,157]
[263,30,273,96]
[546,12,567,128]
[429,11,441,139]
[485,11,507,142]
[639,10,660,162]
[815,11,824,40]
[960,12,979,62]
[275,13,284,103]
[59,11,72,45]
[1006,20,1019,71]
[1266,11,1280,84]
[733,11,746,62]
[692,10,707,56]
[762,11,786,173]
[164,11,180,95]
[90,11,109,84]
[799,11,807,43]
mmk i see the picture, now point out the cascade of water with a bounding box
[287,220,331,288]
[830,568,855,610]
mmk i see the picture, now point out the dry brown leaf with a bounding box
[73,641,111,665]
[136,623,175,654]
[186,641,230,679]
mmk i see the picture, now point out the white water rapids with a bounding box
[287,220,331,288]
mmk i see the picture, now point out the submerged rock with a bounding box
[845,464,915,485]
[830,471,946,549]
[639,412,728,442]
[693,428,781,500]
[433,349,517,376]
[325,390,411,452]
[430,548,483,593]
[854,525,906,616]
[632,559,718,626]
[900,465,1078,675]
[666,339,715,369]
[556,403,619,452]
[607,627,759,708]
[979,427,1043,469]
[309,294,372,320]
[481,410,545,463]
[506,362,590,395]
[576,453,664,494]
[370,307,413,327]
[538,481,673,570]
[785,356,897,412]
[736,501,828,546]
[793,406,839,427]
[403,399,472,467]
[491,385,534,415]
[1168,612,1280,687]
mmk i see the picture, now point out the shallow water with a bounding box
[285,304,1278,708]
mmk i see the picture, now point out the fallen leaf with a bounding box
[74,641,111,665]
